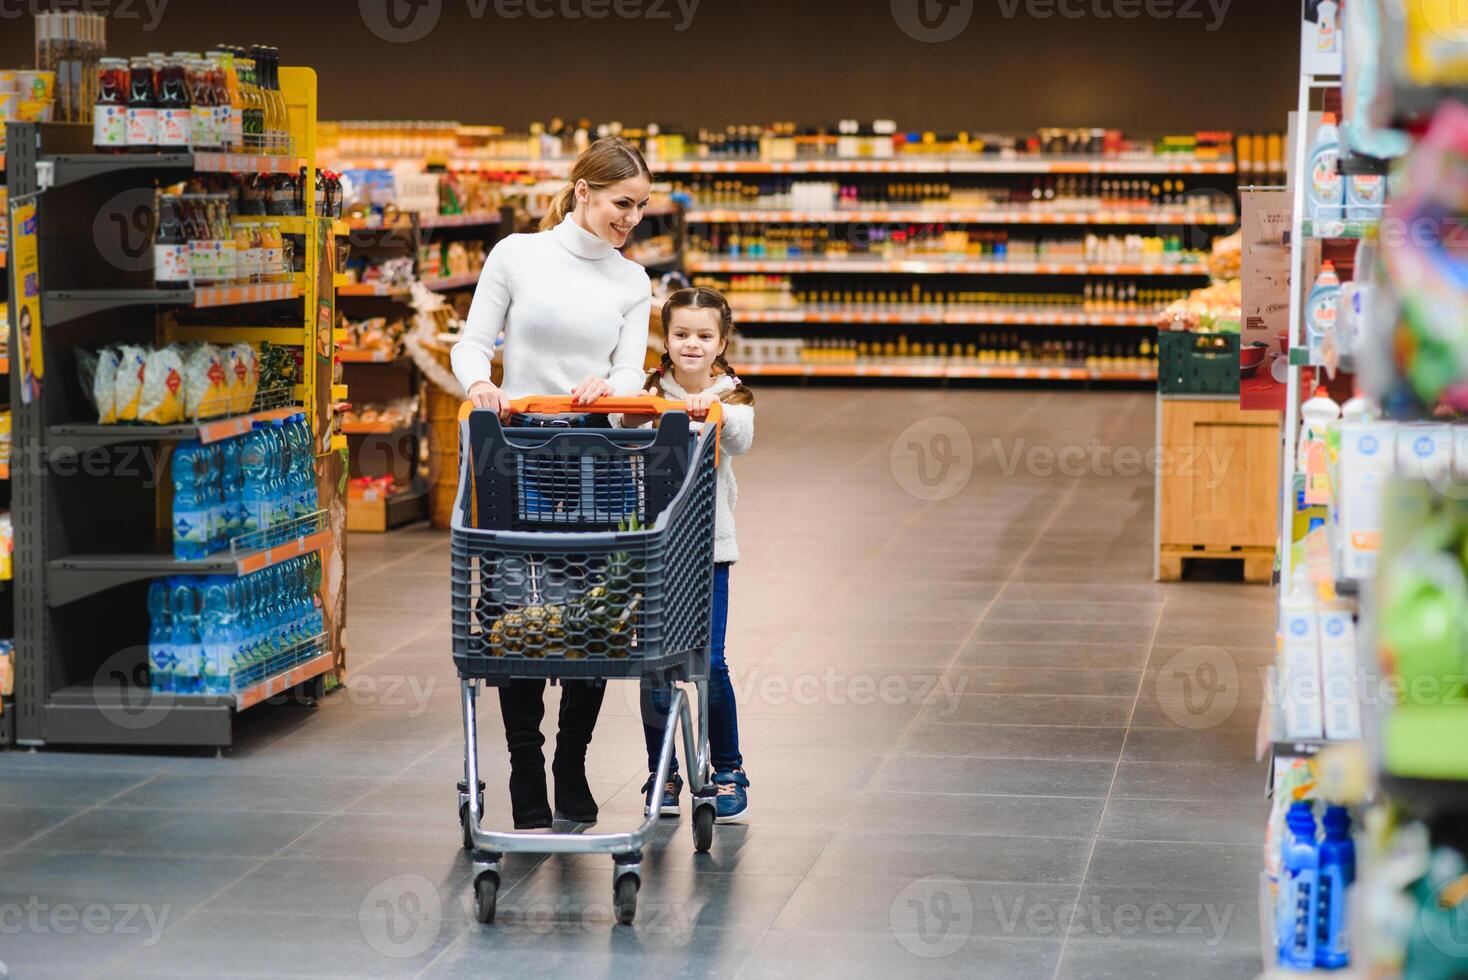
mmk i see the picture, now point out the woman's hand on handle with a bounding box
[570,375,615,406]
[467,380,511,420]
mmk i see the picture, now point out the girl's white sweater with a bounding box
[450,216,652,398]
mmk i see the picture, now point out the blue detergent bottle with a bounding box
[199,576,235,694]
[171,442,211,560]
[147,579,175,693]
[1278,801,1321,969]
[239,422,272,536]
[170,577,203,694]
[1316,806,1355,969]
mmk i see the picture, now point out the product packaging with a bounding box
[1280,602,1325,740]
[1337,421,1395,579]
[1316,609,1362,740]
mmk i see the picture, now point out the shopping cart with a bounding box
[450,395,724,926]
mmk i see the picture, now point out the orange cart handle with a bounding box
[458,395,723,426]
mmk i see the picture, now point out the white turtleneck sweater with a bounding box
[450,216,652,399]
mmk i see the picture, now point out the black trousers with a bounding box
[497,678,606,769]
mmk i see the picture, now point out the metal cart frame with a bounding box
[450,397,725,926]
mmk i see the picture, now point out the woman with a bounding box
[451,137,653,829]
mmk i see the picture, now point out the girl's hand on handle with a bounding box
[619,388,662,427]
[570,376,615,406]
[468,380,511,420]
[683,390,717,420]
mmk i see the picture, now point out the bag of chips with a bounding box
[113,345,149,422]
[138,346,186,425]
[183,343,228,419]
[227,343,259,413]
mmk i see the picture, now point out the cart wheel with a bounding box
[693,805,714,853]
[613,874,639,926]
[474,872,499,924]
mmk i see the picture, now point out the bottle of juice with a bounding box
[93,57,128,152]
[125,55,157,150]
[260,222,284,282]
[235,48,263,151]
[185,54,217,151]
[154,195,191,288]
[205,51,234,152]
[155,54,190,152]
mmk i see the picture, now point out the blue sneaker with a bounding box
[641,772,682,817]
[713,768,750,824]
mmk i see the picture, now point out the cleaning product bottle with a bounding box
[1346,172,1385,222]
[1278,801,1321,969]
[1307,114,1344,221]
[1306,261,1341,364]
[1316,805,1355,969]
[1299,387,1341,474]
[1335,240,1376,360]
[1317,0,1338,53]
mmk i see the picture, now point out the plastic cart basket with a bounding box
[450,395,724,926]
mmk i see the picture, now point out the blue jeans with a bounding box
[642,562,741,773]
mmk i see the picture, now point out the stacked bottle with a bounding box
[171,413,318,559]
[147,554,325,694]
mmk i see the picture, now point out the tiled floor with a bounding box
[0,387,1274,978]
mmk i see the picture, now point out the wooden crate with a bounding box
[1156,396,1281,583]
[347,487,389,532]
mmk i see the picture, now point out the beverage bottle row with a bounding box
[734,333,1158,367]
[147,555,325,694]
[155,194,291,288]
[172,414,318,560]
[681,177,1223,212]
[699,275,1187,313]
[98,45,288,154]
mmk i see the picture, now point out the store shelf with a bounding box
[1300,218,1379,240]
[686,208,1237,226]
[337,282,412,299]
[418,212,501,229]
[735,307,1160,327]
[41,150,302,189]
[41,284,299,324]
[422,272,481,291]
[49,406,302,450]
[731,361,1156,381]
[656,157,1237,175]
[688,256,1209,276]
[340,419,414,435]
[46,525,332,607]
[337,348,404,363]
[631,251,680,269]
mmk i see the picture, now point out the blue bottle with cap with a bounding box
[1316,805,1355,968]
[1278,801,1321,969]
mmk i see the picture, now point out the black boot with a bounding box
[551,680,606,823]
[498,680,552,829]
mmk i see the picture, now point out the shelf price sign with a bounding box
[8,199,42,404]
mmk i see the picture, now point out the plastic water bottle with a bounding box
[148,579,175,693]
[199,576,235,694]
[240,422,272,535]
[203,443,225,554]
[220,436,244,541]
[237,572,262,669]
[305,553,324,636]
[269,419,292,526]
[171,442,211,560]
[288,413,318,518]
[170,578,203,694]
[1316,806,1355,968]
[1277,801,1320,969]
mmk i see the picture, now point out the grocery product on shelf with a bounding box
[77,342,261,424]
[339,316,407,358]
[340,398,417,430]
[32,10,101,125]
[1308,114,1345,222]
[147,555,324,694]
[1305,261,1341,364]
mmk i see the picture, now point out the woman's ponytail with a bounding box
[538,136,651,232]
[538,184,577,232]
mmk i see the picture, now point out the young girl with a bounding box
[624,286,755,823]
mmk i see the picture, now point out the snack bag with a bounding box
[226,343,259,413]
[184,343,228,419]
[93,348,121,424]
[138,346,186,425]
[113,345,150,422]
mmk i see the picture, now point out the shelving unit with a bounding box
[0,146,11,744]
[4,66,348,749]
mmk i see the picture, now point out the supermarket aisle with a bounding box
[0,387,1273,979]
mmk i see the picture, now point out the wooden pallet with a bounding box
[1158,545,1273,584]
